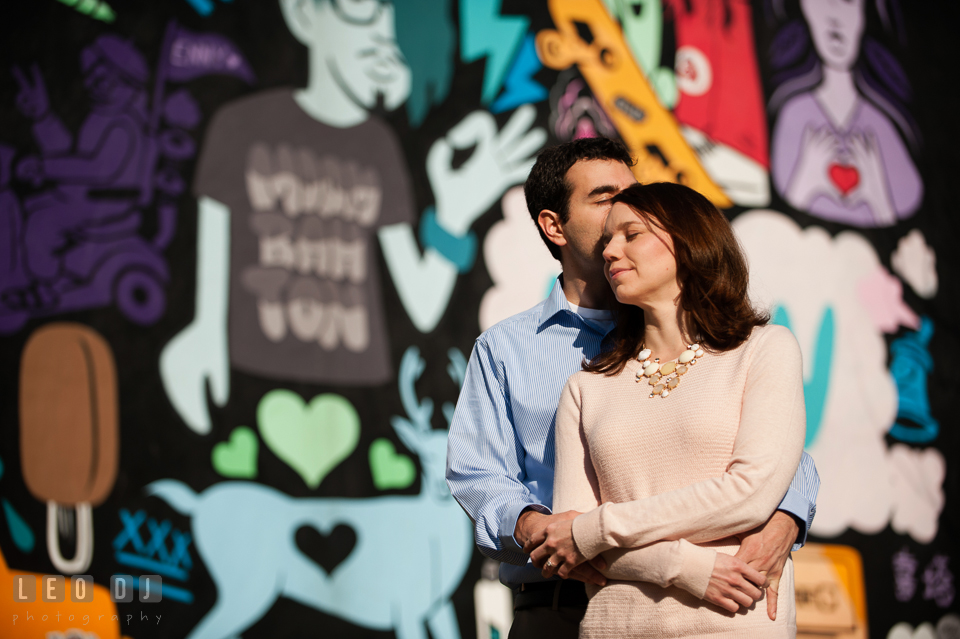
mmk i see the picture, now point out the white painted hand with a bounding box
[787,125,840,209]
[428,105,546,236]
[160,197,231,435]
[849,131,896,226]
[160,317,229,435]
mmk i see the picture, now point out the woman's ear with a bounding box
[538,209,567,250]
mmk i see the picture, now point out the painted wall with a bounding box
[0,1,956,637]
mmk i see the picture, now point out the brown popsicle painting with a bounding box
[19,322,119,507]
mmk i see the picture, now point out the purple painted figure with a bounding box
[14,38,150,282]
[0,24,251,333]
[768,0,922,227]
[1,35,170,328]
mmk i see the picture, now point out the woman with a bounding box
[533,182,806,637]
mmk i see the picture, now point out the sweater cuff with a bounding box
[673,540,717,599]
[571,504,614,559]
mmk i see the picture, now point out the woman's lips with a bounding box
[608,267,628,279]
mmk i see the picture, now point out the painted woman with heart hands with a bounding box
[768,0,922,228]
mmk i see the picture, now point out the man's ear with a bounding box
[538,209,567,249]
[279,0,317,46]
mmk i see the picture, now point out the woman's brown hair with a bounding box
[584,182,768,376]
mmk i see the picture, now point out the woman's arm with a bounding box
[571,326,806,560]
[552,375,717,598]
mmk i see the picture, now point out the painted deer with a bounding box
[148,347,473,639]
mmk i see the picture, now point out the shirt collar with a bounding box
[537,276,572,328]
[538,275,616,337]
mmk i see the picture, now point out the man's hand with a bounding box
[735,511,800,621]
[704,553,768,613]
[525,514,589,579]
[515,510,606,586]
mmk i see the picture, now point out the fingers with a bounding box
[12,65,29,90]
[568,562,607,586]
[497,104,537,149]
[447,110,496,149]
[766,579,779,621]
[742,563,770,590]
[31,63,45,90]
[501,128,545,170]
[539,556,561,578]
[522,528,548,555]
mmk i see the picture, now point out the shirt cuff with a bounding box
[777,486,815,551]
[501,503,552,555]
[571,504,613,560]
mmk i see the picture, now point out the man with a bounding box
[159,0,544,434]
[447,137,819,638]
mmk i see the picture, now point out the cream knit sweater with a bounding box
[554,324,806,638]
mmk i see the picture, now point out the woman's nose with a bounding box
[602,240,617,262]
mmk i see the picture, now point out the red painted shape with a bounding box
[828,163,860,196]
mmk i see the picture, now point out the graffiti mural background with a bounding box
[0,0,956,637]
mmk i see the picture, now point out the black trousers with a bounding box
[508,581,587,639]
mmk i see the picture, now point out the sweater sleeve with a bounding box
[555,375,718,599]
[572,326,807,559]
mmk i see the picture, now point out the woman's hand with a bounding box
[704,553,769,613]
[526,512,589,579]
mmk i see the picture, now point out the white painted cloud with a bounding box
[733,210,944,543]
[892,229,938,299]
[479,186,561,331]
[887,615,960,639]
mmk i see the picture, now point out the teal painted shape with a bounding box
[772,305,834,448]
[2,498,35,553]
[396,0,456,126]
[889,316,939,443]
[460,0,530,104]
[491,34,548,113]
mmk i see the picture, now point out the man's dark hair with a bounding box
[524,137,634,261]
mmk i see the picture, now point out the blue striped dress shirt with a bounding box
[446,278,820,587]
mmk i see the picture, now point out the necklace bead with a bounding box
[637,340,702,399]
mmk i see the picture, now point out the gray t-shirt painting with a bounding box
[194,89,413,384]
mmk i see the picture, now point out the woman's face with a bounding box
[801,0,865,71]
[602,202,679,309]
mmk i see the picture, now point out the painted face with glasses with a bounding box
[283,0,411,112]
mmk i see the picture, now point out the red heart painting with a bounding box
[828,163,860,196]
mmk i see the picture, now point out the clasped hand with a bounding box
[525,512,589,580]
[520,510,789,618]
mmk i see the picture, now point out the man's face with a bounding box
[559,159,638,268]
[301,0,411,110]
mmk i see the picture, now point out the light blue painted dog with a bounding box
[148,348,474,639]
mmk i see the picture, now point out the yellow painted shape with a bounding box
[793,542,868,639]
[537,0,732,208]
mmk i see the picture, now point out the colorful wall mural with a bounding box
[0,1,956,637]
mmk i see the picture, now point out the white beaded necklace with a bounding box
[635,342,705,398]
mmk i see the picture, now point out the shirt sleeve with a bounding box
[776,450,820,551]
[572,326,807,559]
[554,375,717,598]
[446,337,548,566]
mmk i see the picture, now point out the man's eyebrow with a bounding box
[587,185,621,199]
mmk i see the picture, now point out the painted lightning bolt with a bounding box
[460,0,530,105]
